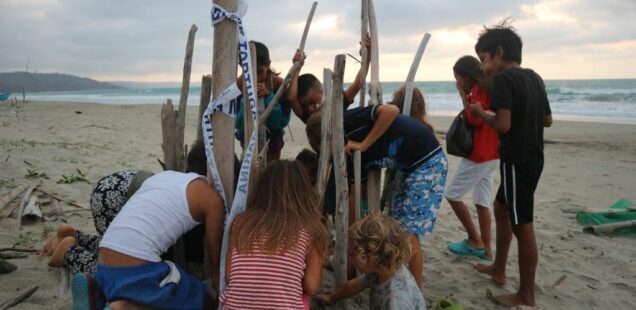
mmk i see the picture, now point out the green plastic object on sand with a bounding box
[576,198,636,237]
[434,299,464,310]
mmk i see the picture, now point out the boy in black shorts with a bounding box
[468,21,552,307]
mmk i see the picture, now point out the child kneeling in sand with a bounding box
[318,212,426,309]
[220,160,330,309]
[95,170,224,309]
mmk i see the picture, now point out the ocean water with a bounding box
[24,79,636,123]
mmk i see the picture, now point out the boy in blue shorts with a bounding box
[469,21,552,307]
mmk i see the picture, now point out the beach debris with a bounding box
[0,247,39,253]
[23,160,32,166]
[0,258,17,274]
[21,193,42,218]
[74,110,82,114]
[0,252,28,259]
[35,187,89,210]
[0,285,39,310]
[15,182,40,230]
[56,169,90,184]
[24,169,48,180]
[583,220,636,235]
[0,181,36,218]
[550,274,568,290]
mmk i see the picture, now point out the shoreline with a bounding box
[8,100,636,126]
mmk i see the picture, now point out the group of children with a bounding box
[41,20,551,309]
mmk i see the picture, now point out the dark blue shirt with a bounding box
[344,105,440,177]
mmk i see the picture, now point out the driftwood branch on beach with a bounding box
[0,181,37,219]
[583,220,636,235]
[331,54,349,290]
[0,285,39,310]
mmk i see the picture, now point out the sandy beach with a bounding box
[0,100,635,309]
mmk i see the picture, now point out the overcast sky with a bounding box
[1,0,635,82]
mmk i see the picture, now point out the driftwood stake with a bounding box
[359,0,369,107]
[175,24,198,171]
[197,75,213,142]
[259,2,318,125]
[315,68,333,197]
[0,285,39,310]
[366,0,382,212]
[331,54,348,289]
[402,33,431,116]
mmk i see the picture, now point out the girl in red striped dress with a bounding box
[219,160,331,309]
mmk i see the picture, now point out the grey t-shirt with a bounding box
[361,265,426,310]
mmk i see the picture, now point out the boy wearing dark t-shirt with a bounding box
[468,22,552,307]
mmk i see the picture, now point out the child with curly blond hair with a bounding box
[318,212,426,309]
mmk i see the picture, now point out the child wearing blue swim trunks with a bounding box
[95,171,225,309]
[306,100,447,289]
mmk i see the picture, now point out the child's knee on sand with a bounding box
[48,236,76,267]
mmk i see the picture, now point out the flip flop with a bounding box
[447,240,486,258]
[434,299,464,310]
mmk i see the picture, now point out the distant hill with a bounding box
[0,72,123,92]
[107,81,184,89]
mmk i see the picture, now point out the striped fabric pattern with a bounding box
[220,231,310,309]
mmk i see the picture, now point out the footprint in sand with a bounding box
[609,282,636,296]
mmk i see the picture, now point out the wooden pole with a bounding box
[366,0,382,213]
[315,68,333,196]
[402,33,431,116]
[161,99,178,170]
[259,2,318,126]
[211,0,238,208]
[359,0,369,108]
[15,182,39,232]
[331,54,349,290]
[175,24,198,171]
[197,75,213,142]
[353,0,370,221]
[583,220,636,235]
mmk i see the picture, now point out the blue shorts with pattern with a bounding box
[389,151,448,235]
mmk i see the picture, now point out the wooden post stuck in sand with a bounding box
[359,0,369,108]
[365,0,382,213]
[211,0,238,209]
[331,54,349,289]
[197,75,212,142]
[258,2,318,126]
[315,68,333,197]
[402,33,431,116]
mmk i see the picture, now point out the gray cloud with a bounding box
[0,0,634,81]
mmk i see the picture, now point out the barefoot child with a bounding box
[445,55,499,260]
[95,170,225,309]
[306,103,447,288]
[219,160,330,309]
[43,141,209,275]
[318,212,426,309]
[469,21,552,307]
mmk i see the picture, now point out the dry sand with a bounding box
[0,101,635,309]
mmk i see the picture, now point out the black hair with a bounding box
[295,148,318,183]
[298,73,322,99]
[474,19,523,64]
[453,55,490,92]
[186,140,207,176]
[250,41,271,66]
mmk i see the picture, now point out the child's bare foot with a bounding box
[486,289,536,307]
[474,263,506,285]
[42,224,76,256]
[48,236,76,267]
